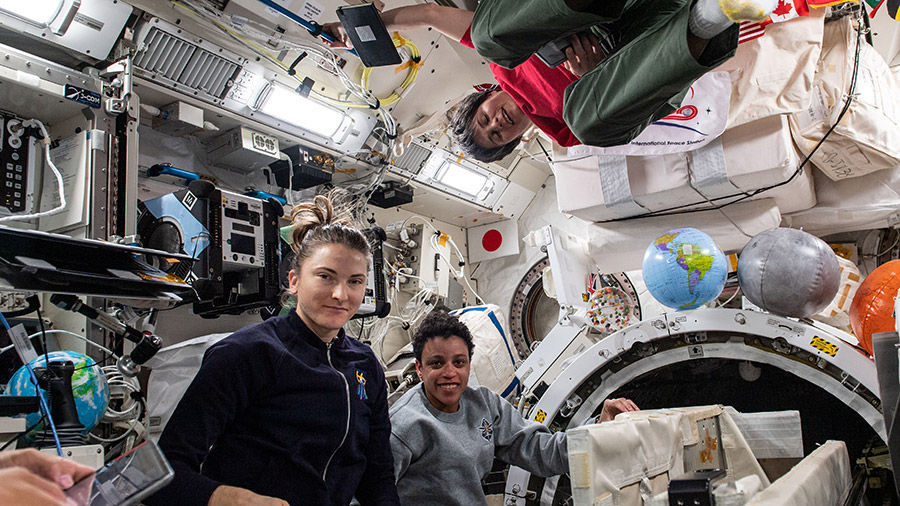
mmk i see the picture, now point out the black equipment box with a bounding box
[668,469,727,506]
[136,181,283,317]
[336,3,401,67]
[269,144,333,190]
[370,181,413,209]
[0,396,40,417]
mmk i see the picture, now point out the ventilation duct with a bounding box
[392,143,433,174]
[133,19,242,101]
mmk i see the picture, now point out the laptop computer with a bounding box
[336,3,401,67]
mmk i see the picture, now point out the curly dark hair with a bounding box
[449,89,521,163]
[412,311,475,362]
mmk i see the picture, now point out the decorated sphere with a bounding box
[5,350,109,436]
[642,228,727,310]
[849,259,900,355]
[737,228,840,319]
[586,286,636,335]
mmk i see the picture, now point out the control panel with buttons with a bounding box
[0,112,37,215]
[220,190,265,271]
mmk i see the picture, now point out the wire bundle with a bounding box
[0,119,67,224]
[173,0,398,142]
[360,32,421,108]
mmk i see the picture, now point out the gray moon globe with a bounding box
[737,228,840,319]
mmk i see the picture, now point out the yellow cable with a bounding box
[360,32,421,107]
[173,1,373,109]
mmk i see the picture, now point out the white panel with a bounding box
[0,0,132,60]
[490,181,534,221]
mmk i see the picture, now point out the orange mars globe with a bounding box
[849,260,900,355]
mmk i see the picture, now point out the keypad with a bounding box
[1,113,31,213]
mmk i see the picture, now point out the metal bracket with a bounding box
[102,55,134,114]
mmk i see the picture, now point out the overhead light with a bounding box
[0,1,64,26]
[252,81,354,143]
[434,161,489,197]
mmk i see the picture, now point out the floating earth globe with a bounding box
[737,228,840,319]
[642,228,727,310]
[5,350,109,436]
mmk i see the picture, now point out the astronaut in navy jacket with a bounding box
[147,195,400,506]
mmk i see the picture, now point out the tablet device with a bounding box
[335,3,401,67]
[535,34,574,68]
[65,440,174,506]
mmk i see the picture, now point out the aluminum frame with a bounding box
[503,308,881,505]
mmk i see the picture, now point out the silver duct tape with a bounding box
[597,155,647,217]
[691,138,742,199]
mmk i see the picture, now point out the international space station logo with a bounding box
[480,418,493,442]
[356,369,368,400]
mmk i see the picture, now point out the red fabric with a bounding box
[460,27,581,147]
[762,0,809,25]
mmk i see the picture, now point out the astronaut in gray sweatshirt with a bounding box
[389,311,637,505]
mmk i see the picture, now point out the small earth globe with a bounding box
[5,350,109,436]
[642,228,727,310]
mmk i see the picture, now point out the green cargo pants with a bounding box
[470,0,738,147]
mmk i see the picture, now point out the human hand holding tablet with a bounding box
[64,440,173,506]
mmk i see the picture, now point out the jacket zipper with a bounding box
[323,340,351,483]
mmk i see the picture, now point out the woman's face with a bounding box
[289,243,368,342]
[416,335,470,413]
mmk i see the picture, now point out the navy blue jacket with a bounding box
[147,311,399,506]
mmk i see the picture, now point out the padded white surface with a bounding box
[790,17,900,181]
[556,115,815,224]
[567,409,685,506]
[783,164,900,236]
[587,198,781,273]
[746,440,850,506]
[567,406,770,506]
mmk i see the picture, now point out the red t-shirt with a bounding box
[460,27,580,147]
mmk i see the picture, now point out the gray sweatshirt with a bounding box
[389,384,568,505]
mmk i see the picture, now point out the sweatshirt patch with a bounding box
[356,369,368,400]
[480,418,493,442]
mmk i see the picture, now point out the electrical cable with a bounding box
[430,233,485,304]
[1,312,64,456]
[520,15,866,224]
[397,215,484,304]
[716,286,742,308]
[174,0,390,116]
[0,324,142,445]
[0,329,118,357]
[89,365,144,444]
[24,364,63,456]
[175,0,390,114]
[519,149,596,166]
[685,171,755,239]
[36,306,50,381]
[0,119,66,223]
[863,231,900,259]
[73,355,115,372]
[535,138,553,164]
[174,0,398,190]
[360,32,421,107]
[596,14,867,223]
[0,295,40,318]
[0,415,46,452]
